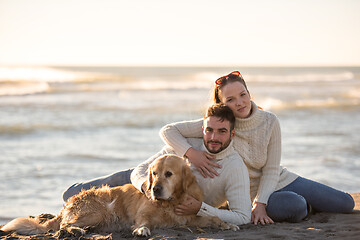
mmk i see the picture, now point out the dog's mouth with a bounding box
[151,184,173,201]
[152,195,173,201]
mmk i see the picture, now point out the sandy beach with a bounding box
[1,193,359,240]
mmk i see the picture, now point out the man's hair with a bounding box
[204,104,235,131]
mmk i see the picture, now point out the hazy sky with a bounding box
[0,0,359,66]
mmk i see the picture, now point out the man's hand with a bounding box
[185,148,221,178]
[251,202,274,225]
[175,194,202,216]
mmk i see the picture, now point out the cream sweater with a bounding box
[160,101,298,205]
[131,139,252,225]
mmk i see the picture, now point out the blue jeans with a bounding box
[62,168,134,202]
[266,176,355,223]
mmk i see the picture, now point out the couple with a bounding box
[63,71,354,226]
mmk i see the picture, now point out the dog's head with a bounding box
[146,154,200,202]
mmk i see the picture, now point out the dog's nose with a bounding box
[153,184,162,197]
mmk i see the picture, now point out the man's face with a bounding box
[203,116,234,154]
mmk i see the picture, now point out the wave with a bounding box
[346,88,360,98]
[1,66,358,96]
[246,71,355,83]
[0,66,125,83]
[64,153,127,162]
[0,120,162,136]
[0,82,50,96]
[258,97,360,111]
[0,124,73,135]
[0,67,85,83]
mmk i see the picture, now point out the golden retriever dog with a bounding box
[1,154,238,237]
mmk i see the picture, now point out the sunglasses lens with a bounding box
[215,71,242,85]
[215,78,223,85]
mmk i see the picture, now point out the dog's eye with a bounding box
[152,171,157,176]
[165,171,172,178]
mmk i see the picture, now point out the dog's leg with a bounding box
[131,215,152,237]
[132,225,151,237]
[42,215,62,232]
[188,216,239,231]
[59,224,87,237]
[59,211,105,236]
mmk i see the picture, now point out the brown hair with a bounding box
[204,104,235,131]
[213,71,249,104]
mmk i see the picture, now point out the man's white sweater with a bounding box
[160,101,299,205]
[131,138,251,225]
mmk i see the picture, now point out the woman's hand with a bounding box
[175,194,202,216]
[251,202,274,225]
[185,148,221,178]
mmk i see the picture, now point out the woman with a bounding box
[160,71,355,225]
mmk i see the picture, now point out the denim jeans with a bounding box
[266,176,355,222]
[62,168,134,202]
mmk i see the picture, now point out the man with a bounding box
[63,104,251,225]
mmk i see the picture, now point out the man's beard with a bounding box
[204,137,231,154]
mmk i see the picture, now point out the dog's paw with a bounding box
[220,222,239,231]
[132,226,151,237]
[68,226,86,237]
[227,223,240,231]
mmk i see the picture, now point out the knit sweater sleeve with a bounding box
[197,155,252,225]
[160,119,204,157]
[254,116,282,204]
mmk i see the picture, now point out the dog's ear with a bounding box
[146,167,153,191]
[181,162,204,201]
[182,164,196,192]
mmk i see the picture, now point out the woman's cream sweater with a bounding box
[160,101,298,204]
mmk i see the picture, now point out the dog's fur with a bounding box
[1,154,238,237]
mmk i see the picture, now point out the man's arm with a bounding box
[197,156,252,225]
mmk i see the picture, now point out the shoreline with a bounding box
[1,193,359,240]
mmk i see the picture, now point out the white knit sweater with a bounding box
[160,101,298,205]
[131,139,252,225]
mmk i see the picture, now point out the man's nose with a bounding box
[210,132,218,140]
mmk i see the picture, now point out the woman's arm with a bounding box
[160,118,204,156]
[254,117,282,204]
[251,116,281,225]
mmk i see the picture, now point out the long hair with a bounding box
[213,71,249,103]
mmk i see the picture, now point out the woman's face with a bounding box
[220,81,252,118]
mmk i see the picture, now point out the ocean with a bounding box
[1,66,359,224]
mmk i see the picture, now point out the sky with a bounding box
[0,0,359,66]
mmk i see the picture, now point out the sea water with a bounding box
[0,66,359,224]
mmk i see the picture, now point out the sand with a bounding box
[1,193,359,240]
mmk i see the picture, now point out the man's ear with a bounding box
[230,129,235,139]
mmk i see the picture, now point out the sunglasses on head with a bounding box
[215,71,243,86]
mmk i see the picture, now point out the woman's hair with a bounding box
[204,104,235,131]
[213,71,249,103]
